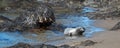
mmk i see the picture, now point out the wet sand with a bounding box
[86,18,120,48]
[52,18,120,48]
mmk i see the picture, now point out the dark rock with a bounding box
[33,44,57,48]
[80,40,97,46]
[7,43,80,48]
[6,0,37,9]
[32,44,43,48]
[0,1,55,32]
[0,15,15,31]
[7,43,34,48]
[0,15,13,22]
[58,45,71,48]
[58,45,78,48]
[14,3,55,29]
[49,23,66,32]
[85,0,120,20]
[41,44,57,48]
[7,43,58,48]
[111,22,120,30]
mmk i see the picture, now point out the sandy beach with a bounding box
[73,18,120,48]
[85,18,120,48]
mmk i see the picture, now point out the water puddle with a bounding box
[0,32,36,47]
[0,7,104,47]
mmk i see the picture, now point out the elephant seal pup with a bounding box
[64,27,85,37]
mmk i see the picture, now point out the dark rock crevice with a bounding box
[111,22,120,30]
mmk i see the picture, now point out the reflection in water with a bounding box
[0,32,37,47]
[0,30,64,47]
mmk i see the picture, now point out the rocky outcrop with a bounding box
[80,40,97,46]
[88,7,120,20]
[111,22,120,30]
[7,40,97,48]
[84,0,120,20]
[7,43,34,48]
[0,0,85,14]
[0,1,55,32]
[14,3,55,29]
[7,43,65,48]
[0,15,15,31]
[7,43,76,48]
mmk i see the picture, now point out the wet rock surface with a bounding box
[7,40,97,48]
[111,22,120,30]
[58,45,76,48]
[14,4,55,29]
[0,1,55,32]
[7,43,75,48]
[88,8,120,20]
[80,40,97,46]
[0,15,15,31]
[84,0,120,20]
[7,43,34,48]
[0,0,85,14]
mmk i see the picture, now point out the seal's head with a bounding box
[64,27,85,37]
[76,27,85,35]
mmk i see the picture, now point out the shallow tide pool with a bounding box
[0,16,104,47]
[0,7,104,47]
